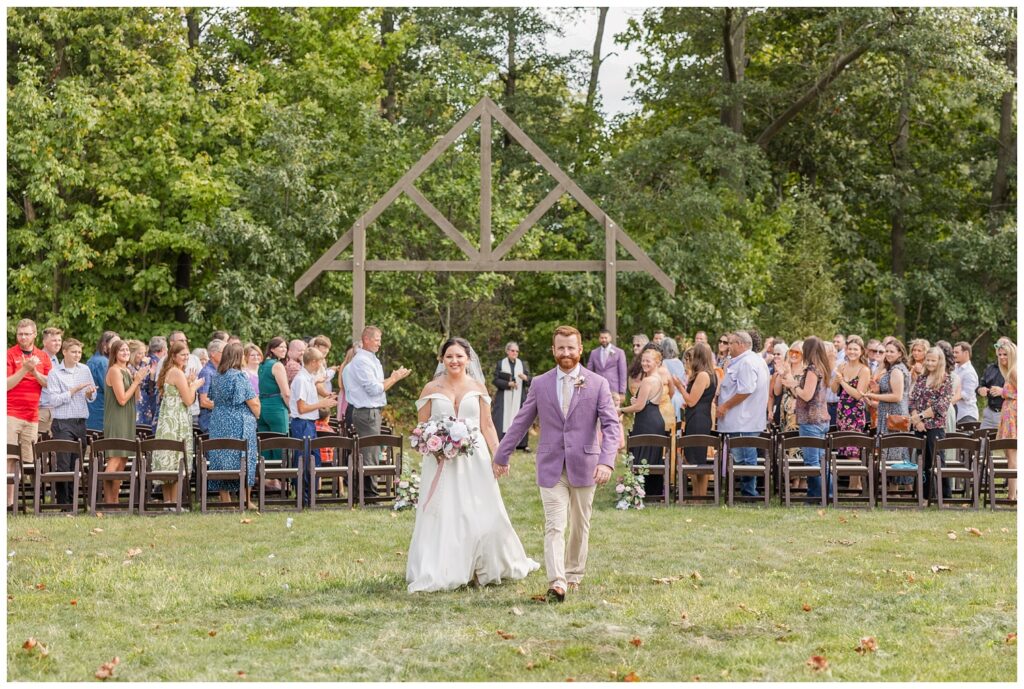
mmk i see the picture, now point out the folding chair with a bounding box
[197,438,248,513]
[309,435,356,509]
[7,443,24,514]
[827,432,875,508]
[675,434,720,506]
[780,435,828,507]
[88,438,139,515]
[956,420,981,433]
[774,429,800,499]
[726,434,772,507]
[32,439,86,515]
[878,434,926,509]
[626,434,671,504]
[933,436,981,509]
[356,434,403,507]
[135,424,155,441]
[257,436,305,511]
[985,437,1017,510]
[137,438,188,514]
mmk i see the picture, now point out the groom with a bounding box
[493,325,620,603]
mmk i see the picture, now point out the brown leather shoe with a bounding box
[545,586,565,603]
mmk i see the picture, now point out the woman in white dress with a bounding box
[407,337,539,593]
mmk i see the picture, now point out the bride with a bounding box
[406,337,539,592]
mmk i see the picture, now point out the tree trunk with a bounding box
[720,8,745,134]
[989,13,1016,230]
[502,11,517,149]
[889,77,912,340]
[380,9,398,123]
[586,7,608,111]
[185,9,201,90]
[177,9,203,321]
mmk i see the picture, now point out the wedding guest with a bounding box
[864,339,912,475]
[197,340,224,433]
[627,334,649,398]
[151,341,204,504]
[768,341,788,427]
[336,342,358,427]
[936,341,962,445]
[746,328,763,356]
[45,338,96,508]
[619,346,668,499]
[242,343,262,395]
[127,339,147,373]
[694,331,708,345]
[661,337,687,424]
[290,347,338,506]
[137,336,167,427]
[343,326,411,497]
[773,340,804,436]
[909,347,953,501]
[993,340,1017,500]
[86,330,119,430]
[652,330,666,346]
[285,339,307,384]
[715,334,731,369]
[36,326,63,439]
[492,341,532,451]
[978,338,1011,429]
[103,338,150,505]
[7,319,52,507]
[154,331,201,428]
[832,335,871,491]
[825,335,846,426]
[952,341,979,423]
[866,339,885,374]
[258,337,291,449]
[717,331,770,498]
[207,343,260,510]
[908,338,929,386]
[680,342,717,497]
[587,329,628,404]
[780,336,833,499]
[210,330,229,344]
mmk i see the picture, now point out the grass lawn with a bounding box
[6,450,1017,682]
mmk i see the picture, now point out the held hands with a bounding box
[492,461,509,479]
[594,464,612,485]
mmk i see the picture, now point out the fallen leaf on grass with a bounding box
[530,594,548,602]
[90,527,104,534]
[652,576,682,585]
[237,671,247,678]
[690,571,703,581]
[22,637,37,650]
[1006,633,1017,645]
[685,518,692,523]
[802,603,812,612]
[525,662,535,670]
[208,630,217,637]
[516,646,526,655]
[838,516,848,524]
[34,583,45,590]
[906,573,916,584]
[240,518,252,524]
[806,655,829,672]
[126,547,143,558]
[394,551,403,556]
[70,600,77,606]
[630,637,643,647]
[623,671,639,682]
[1000,527,1009,533]
[95,512,104,518]
[355,558,365,564]
[95,657,120,680]
[947,531,957,540]
[511,607,523,616]
[816,509,825,517]
[7,595,12,601]
[965,527,982,537]
[855,636,878,654]
[496,630,515,640]
[931,565,952,574]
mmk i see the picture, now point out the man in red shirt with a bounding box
[7,318,52,506]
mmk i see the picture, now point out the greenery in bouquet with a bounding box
[614,452,649,510]
[393,465,420,511]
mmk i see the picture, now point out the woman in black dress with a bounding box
[619,347,668,501]
[680,342,717,497]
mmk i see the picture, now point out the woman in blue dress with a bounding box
[207,342,261,509]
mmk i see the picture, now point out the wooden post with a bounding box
[352,220,366,344]
[604,215,616,342]
[480,111,492,257]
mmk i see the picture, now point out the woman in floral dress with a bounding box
[994,340,1017,501]
[207,343,261,510]
[152,342,204,504]
[832,336,871,491]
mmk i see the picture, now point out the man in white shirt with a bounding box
[46,338,96,508]
[343,326,410,497]
[952,341,980,423]
[290,347,337,507]
[716,330,770,497]
[37,327,63,438]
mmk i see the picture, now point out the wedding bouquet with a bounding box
[614,452,649,510]
[393,466,420,511]
[410,417,479,461]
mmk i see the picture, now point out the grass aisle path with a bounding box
[6,451,1017,681]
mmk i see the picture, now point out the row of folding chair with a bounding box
[627,426,1016,510]
[8,432,404,515]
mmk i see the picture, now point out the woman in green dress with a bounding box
[103,338,150,505]
[258,337,291,461]
[152,341,205,504]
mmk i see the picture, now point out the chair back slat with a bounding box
[933,437,981,452]
[725,436,771,451]
[357,434,403,449]
[780,435,828,451]
[258,437,306,453]
[310,436,357,452]
[626,434,672,450]
[200,438,248,453]
[139,438,187,454]
[676,434,721,450]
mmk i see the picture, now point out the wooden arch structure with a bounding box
[295,96,675,342]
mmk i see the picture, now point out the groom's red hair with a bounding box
[552,325,582,345]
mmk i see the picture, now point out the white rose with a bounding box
[616,500,628,510]
[399,480,409,489]
[449,421,469,442]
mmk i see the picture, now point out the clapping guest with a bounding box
[864,339,912,479]
[36,327,63,440]
[780,336,833,499]
[137,336,167,427]
[908,347,953,501]
[284,339,306,384]
[619,346,669,499]
[908,339,929,386]
[716,331,771,498]
[103,338,150,505]
[952,341,979,424]
[44,338,96,508]
[492,342,532,451]
[207,343,260,510]
[832,335,871,491]
[257,336,291,445]
[652,330,666,346]
[151,341,204,504]
[768,341,788,427]
[197,340,224,434]
[772,340,803,436]
[290,347,338,506]
[86,330,119,430]
[627,334,649,399]
[715,334,731,369]
[993,340,1017,500]
[680,342,717,497]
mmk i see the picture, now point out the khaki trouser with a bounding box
[37,407,53,437]
[7,416,38,506]
[539,471,597,591]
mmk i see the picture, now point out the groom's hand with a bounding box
[594,464,612,485]
[492,462,509,479]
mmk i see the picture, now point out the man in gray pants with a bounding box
[341,326,410,497]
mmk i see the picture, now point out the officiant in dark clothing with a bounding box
[492,341,532,451]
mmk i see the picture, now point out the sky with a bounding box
[542,7,649,119]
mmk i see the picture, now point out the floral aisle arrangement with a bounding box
[410,416,479,509]
[393,466,420,511]
[614,452,649,510]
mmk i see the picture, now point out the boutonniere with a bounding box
[573,376,587,390]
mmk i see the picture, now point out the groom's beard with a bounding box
[556,354,580,370]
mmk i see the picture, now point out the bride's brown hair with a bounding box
[439,337,473,359]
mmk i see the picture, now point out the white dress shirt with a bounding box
[954,361,979,420]
[556,364,582,411]
[343,349,387,409]
[717,349,770,434]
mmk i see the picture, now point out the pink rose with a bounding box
[425,436,443,452]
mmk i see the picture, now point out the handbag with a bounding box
[887,414,911,432]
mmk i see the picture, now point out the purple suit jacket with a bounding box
[493,366,621,489]
[586,345,628,396]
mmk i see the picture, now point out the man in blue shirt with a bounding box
[86,330,119,431]
[197,340,224,434]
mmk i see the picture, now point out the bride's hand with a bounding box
[492,461,509,479]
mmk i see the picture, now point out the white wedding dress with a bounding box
[406,391,539,592]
